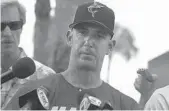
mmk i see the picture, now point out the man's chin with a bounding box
[78,59,96,70]
[1,45,16,54]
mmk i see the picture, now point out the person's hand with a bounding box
[134,68,158,109]
[134,68,158,96]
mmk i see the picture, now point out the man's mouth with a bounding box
[79,47,96,58]
[82,52,92,55]
[1,40,14,44]
[80,51,96,58]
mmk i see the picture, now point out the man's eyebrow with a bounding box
[80,25,88,29]
[74,25,86,30]
[97,30,107,35]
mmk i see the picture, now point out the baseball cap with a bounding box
[69,2,115,36]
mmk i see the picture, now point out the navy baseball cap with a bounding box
[69,2,115,36]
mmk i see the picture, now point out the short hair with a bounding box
[1,0,26,24]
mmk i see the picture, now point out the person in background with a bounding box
[145,85,169,110]
[134,68,158,109]
[1,0,55,109]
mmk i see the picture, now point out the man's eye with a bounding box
[97,33,105,39]
[76,27,88,34]
[97,34,102,38]
[78,29,88,35]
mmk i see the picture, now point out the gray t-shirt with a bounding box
[4,74,138,110]
[145,85,169,110]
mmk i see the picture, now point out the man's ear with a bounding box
[107,40,116,55]
[66,29,73,47]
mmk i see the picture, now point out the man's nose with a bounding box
[2,26,12,37]
[84,36,94,47]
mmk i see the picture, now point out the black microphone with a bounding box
[1,57,36,84]
[102,102,114,110]
[79,94,103,110]
[19,86,50,110]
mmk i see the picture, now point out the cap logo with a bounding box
[88,2,104,17]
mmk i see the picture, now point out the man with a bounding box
[4,2,154,110]
[4,2,139,110]
[144,85,169,110]
[1,0,55,109]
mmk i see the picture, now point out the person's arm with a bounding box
[134,68,158,109]
[139,91,154,109]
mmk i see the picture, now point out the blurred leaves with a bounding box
[110,23,138,61]
[33,0,93,73]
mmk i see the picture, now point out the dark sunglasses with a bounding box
[1,21,23,31]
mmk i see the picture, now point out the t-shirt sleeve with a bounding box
[144,91,169,110]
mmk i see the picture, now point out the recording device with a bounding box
[79,94,102,110]
[79,93,113,110]
[19,86,50,110]
[1,57,36,84]
[102,102,114,110]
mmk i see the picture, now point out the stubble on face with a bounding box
[70,23,111,72]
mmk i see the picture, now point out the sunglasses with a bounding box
[1,21,23,31]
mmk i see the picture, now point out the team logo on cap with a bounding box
[88,2,104,17]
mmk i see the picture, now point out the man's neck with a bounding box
[1,49,20,73]
[62,68,102,89]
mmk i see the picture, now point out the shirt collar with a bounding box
[9,47,27,70]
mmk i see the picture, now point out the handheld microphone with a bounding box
[79,93,114,110]
[79,94,102,110]
[19,86,50,110]
[1,57,36,84]
[102,102,113,110]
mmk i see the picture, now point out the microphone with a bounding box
[79,93,113,110]
[79,94,103,110]
[1,57,36,84]
[19,86,50,110]
[102,102,114,110]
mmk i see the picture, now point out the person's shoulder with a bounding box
[151,85,169,103]
[145,86,169,110]
[145,85,169,110]
[17,73,62,100]
[103,82,136,101]
[24,73,62,90]
[32,59,56,79]
[103,82,138,110]
[154,85,169,96]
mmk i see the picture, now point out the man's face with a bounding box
[1,5,22,54]
[69,23,113,71]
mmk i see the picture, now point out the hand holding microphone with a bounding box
[19,86,50,110]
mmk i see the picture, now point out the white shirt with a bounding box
[145,85,169,110]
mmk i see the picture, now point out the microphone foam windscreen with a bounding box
[12,57,36,79]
